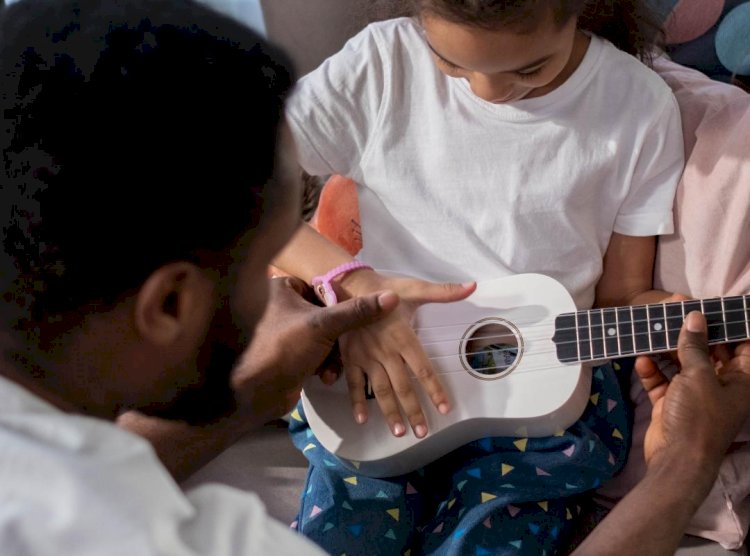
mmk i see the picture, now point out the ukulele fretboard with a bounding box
[552,296,750,363]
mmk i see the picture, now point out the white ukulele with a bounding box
[301,273,749,478]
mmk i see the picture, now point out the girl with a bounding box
[275,0,685,553]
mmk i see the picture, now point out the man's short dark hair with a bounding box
[0,0,294,340]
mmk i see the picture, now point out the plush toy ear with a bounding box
[310,174,363,256]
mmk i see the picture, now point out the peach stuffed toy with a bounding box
[309,174,362,256]
[267,174,361,279]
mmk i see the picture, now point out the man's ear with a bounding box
[134,262,216,346]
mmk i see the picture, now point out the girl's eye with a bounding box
[437,57,461,73]
[516,66,544,79]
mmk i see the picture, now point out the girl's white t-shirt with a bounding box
[286,18,684,309]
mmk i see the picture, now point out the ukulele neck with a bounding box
[552,296,750,363]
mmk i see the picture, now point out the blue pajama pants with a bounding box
[289,362,631,555]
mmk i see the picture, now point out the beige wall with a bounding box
[260,0,369,75]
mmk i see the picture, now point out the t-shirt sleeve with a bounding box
[614,94,685,236]
[285,26,388,179]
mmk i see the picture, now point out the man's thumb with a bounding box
[317,291,399,338]
[677,311,711,375]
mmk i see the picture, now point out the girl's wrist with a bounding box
[311,262,379,305]
[336,267,383,300]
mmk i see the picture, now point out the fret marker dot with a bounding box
[653,322,663,332]
[607,328,616,336]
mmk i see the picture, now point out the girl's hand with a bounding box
[336,270,476,438]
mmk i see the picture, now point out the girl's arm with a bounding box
[274,221,358,284]
[272,223,475,438]
[594,232,677,308]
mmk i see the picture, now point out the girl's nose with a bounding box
[467,73,514,103]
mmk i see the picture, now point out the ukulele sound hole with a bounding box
[463,321,521,380]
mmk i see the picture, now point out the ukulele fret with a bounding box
[616,306,634,355]
[632,306,650,353]
[603,308,619,358]
[649,303,667,351]
[701,298,727,344]
[723,299,729,341]
[578,311,591,361]
[664,301,683,349]
[589,309,605,360]
[723,296,747,341]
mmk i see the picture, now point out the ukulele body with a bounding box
[301,273,591,478]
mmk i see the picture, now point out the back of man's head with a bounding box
[0,0,294,344]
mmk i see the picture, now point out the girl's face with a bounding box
[421,9,586,103]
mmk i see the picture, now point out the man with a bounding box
[0,0,397,552]
[0,1,748,555]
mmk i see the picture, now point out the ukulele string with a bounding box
[394,313,750,379]
[409,328,744,378]
[414,310,747,351]
[416,322,747,374]
[413,307,743,339]
[418,313,748,352]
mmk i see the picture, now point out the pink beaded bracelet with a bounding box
[311,261,373,306]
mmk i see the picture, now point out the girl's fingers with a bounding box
[722,352,750,377]
[342,341,432,437]
[365,363,408,437]
[401,341,451,416]
[734,342,750,359]
[712,343,733,368]
[395,279,476,304]
[380,355,429,438]
[343,363,369,425]
[339,303,455,438]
